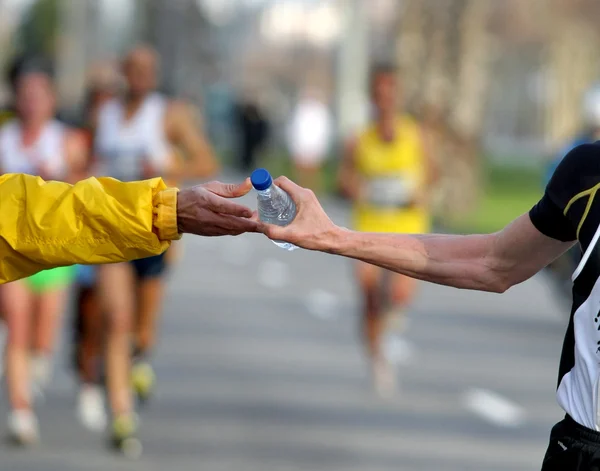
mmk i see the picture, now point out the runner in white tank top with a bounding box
[0,61,87,446]
[90,45,219,454]
[95,92,171,182]
[0,119,67,177]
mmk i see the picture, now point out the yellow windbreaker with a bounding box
[0,173,180,284]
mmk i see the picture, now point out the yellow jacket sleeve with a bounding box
[0,173,181,284]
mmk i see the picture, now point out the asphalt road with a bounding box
[0,188,569,471]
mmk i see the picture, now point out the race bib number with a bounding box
[366,175,416,208]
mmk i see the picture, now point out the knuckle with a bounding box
[303,188,315,200]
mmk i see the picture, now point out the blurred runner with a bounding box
[94,44,218,452]
[72,62,120,432]
[0,57,87,445]
[287,89,332,192]
[233,95,270,172]
[338,64,435,397]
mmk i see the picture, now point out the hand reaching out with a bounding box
[255,176,341,251]
[176,178,259,237]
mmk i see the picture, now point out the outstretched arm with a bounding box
[257,177,573,293]
[0,174,258,283]
[259,143,600,294]
[330,215,572,292]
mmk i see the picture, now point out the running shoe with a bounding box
[131,361,155,406]
[110,414,142,458]
[77,384,107,432]
[7,409,39,446]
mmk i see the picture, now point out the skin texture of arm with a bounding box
[330,215,573,292]
[256,177,575,293]
[165,101,219,180]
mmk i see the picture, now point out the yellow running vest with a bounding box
[353,115,430,234]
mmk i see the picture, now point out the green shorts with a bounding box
[24,266,75,293]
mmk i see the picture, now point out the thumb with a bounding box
[257,221,285,240]
[204,179,252,198]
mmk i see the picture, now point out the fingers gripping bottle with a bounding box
[251,168,298,251]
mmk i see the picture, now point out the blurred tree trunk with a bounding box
[142,0,215,99]
[397,0,494,224]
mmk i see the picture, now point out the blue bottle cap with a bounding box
[251,168,273,191]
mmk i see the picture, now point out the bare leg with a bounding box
[73,284,108,432]
[384,273,418,332]
[357,262,385,359]
[389,273,418,307]
[134,277,165,354]
[31,288,68,388]
[33,289,67,353]
[164,240,183,267]
[98,263,135,419]
[75,285,104,384]
[1,281,34,411]
[131,276,165,403]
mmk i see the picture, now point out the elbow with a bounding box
[488,279,511,294]
[484,269,515,294]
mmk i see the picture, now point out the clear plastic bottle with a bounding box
[251,168,298,251]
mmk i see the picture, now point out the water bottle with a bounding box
[250,168,298,251]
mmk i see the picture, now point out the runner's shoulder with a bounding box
[549,142,600,190]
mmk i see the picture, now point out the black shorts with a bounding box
[541,415,600,470]
[129,252,168,280]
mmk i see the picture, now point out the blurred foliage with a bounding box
[256,151,339,196]
[447,163,542,234]
[16,0,60,58]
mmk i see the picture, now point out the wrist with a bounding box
[321,225,354,255]
[153,187,182,241]
[176,190,185,234]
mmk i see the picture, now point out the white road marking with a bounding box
[305,289,341,320]
[462,388,525,428]
[257,259,290,289]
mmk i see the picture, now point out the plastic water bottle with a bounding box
[251,168,298,251]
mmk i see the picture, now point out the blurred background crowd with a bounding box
[0,0,597,470]
[5,0,600,231]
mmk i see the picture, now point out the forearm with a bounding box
[327,229,503,292]
[260,179,573,293]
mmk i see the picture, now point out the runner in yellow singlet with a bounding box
[339,64,435,397]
